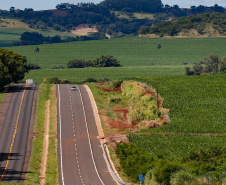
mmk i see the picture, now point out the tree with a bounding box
[93,55,122,67]
[193,63,203,75]
[0,48,30,90]
[157,43,161,49]
[203,54,220,73]
[220,56,226,73]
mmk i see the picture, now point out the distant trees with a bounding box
[99,0,163,13]
[0,48,30,90]
[185,54,226,76]
[67,55,122,68]
[138,12,226,37]
[19,31,109,46]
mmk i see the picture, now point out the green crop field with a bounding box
[0,28,76,47]
[131,75,226,134]
[5,36,226,69]
[128,134,226,161]
[24,65,186,83]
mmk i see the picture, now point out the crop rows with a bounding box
[128,134,226,161]
[132,75,226,134]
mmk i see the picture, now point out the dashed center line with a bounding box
[68,85,84,185]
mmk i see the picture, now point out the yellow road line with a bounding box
[0,84,29,182]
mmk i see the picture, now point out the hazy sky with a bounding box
[1,0,226,11]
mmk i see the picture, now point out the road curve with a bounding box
[57,84,117,185]
[0,84,37,183]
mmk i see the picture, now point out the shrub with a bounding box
[170,170,198,185]
[83,78,97,82]
[49,77,60,84]
[93,55,122,67]
[115,143,159,182]
[29,63,41,70]
[152,159,181,185]
[109,80,123,89]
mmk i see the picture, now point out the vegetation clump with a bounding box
[0,48,30,90]
[120,81,169,127]
[98,80,169,129]
[116,143,226,184]
[139,12,226,37]
[67,55,122,68]
[185,54,226,76]
[48,77,70,84]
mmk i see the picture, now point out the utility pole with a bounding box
[156,82,159,110]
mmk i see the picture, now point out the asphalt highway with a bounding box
[57,84,117,185]
[0,84,37,182]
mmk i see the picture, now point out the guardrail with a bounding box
[102,143,131,185]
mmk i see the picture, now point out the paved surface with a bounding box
[0,84,37,182]
[57,84,117,185]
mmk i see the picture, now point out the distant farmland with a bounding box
[6,36,226,69]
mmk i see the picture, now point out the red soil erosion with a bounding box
[102,85,122,92]
[145,90,162,107]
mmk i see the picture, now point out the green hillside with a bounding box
[139,12,226,37]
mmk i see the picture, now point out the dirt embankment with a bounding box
[97,82,171,148]
[71,24,98,35]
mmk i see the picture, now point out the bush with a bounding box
[110,80,123,89]
[67,59,90,68]
[115,143,159,182]
[93,55,122,67]
[170,170,198,185]
[29,63,41,70]
[49,77,60,84]
[83,78,97,82]
[152,159,181,185]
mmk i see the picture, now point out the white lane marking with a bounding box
[57,85,65,185]
[77,85,104,185]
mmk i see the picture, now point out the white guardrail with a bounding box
[102,143,131,185]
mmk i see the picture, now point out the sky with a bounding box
[1,0,226,11]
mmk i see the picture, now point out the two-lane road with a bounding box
[0,84,37,183]
[57,84,117,185]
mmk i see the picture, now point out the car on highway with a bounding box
[71,86,76,91]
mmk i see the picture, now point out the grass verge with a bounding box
[25,84,51,184]
[45,85,58,184]
[0,93,5,105]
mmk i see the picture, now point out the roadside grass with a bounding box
[25,84,51,184]
[5,37,226,69]
[45,85,58,184]
[24,65,186,84]
[0,93,5,105]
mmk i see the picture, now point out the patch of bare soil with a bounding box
[71,24,98,35]
[102,85,122,92]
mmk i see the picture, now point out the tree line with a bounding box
[17,31,107,46]
[0,48,30,90]
[138,12,226,36]
[67,55,122,68]
[185,54,226,76]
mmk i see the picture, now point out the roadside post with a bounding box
[139,174,143,185]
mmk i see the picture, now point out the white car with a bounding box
[71,86,76,91]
